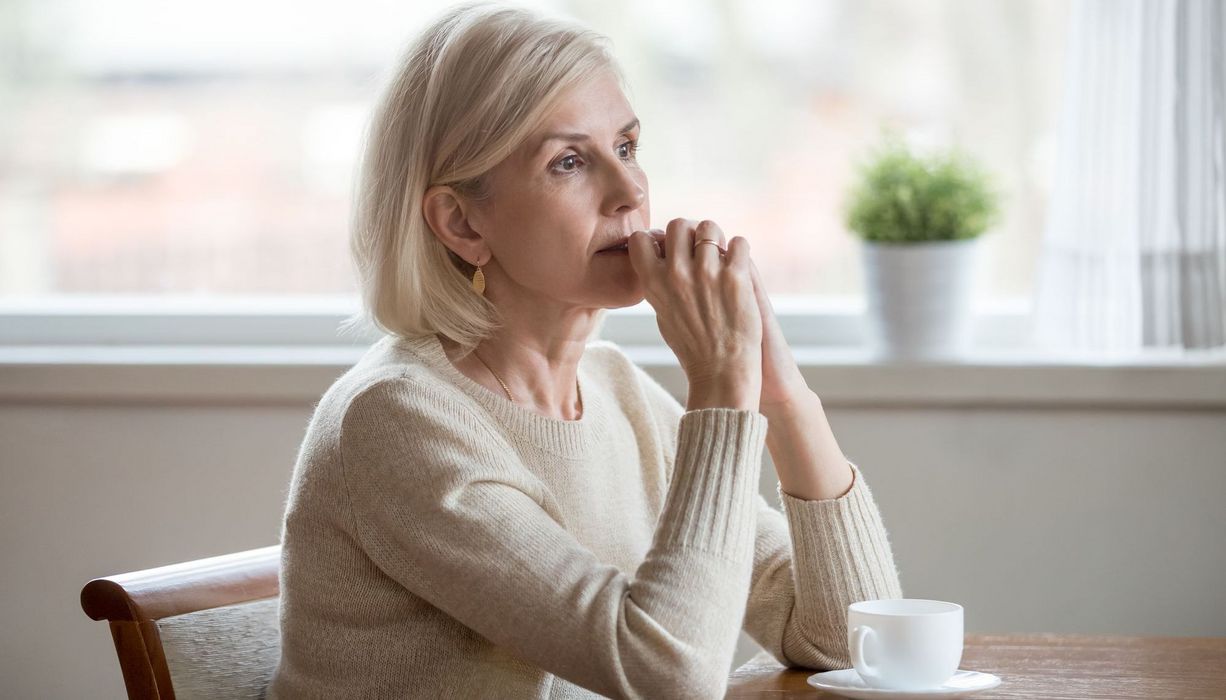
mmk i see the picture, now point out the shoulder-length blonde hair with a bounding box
[341,1,623,353]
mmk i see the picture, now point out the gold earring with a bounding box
[471,255,486,296]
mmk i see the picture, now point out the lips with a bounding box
[597,238,631,253]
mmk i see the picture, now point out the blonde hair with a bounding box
[341,1,623,354]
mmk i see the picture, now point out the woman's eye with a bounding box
[553,141,637,174]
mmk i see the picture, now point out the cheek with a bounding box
[638,174,651,222]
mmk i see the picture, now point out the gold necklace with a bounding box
[471,348,583,415]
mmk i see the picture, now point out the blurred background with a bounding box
[2,1,1224,698]
[0,0,1065,302]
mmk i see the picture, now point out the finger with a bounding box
[693,219,726,271]
[627,229,661,283]
[751,258,773,301]
[748,256,780,325]
[665,217,696,274]
[649,228,666,258]
[726,235,751,273]
[695,219,727,247]
[748,254,768,318]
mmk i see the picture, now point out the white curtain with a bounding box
[1033,0,1226,359]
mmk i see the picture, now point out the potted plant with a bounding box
[844,136,1001,360]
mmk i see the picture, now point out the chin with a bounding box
[598,286,646,310]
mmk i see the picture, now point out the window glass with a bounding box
[0,0,1067,301]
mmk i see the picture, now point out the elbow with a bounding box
[781,627,853,672]
[655,658,729,700]
[784,647,852,673]
[615,652,730,700]
[686,658,732,700]
[609,593,743,699]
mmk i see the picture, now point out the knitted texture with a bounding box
[268,333,902,699]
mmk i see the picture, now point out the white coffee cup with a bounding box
[847,598,964,690]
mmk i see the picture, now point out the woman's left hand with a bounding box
[666,222,813,414]
[747,257,812,414]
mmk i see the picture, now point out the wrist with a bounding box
[760,386,819,419]
[686,378,762,412]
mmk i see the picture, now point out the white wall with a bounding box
[1,403,301,699]
[2,361,1224,699]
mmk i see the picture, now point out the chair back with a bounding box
[80,545,281,699]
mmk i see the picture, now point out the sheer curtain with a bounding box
[1033,0,1226,359]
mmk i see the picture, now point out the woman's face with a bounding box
[470,68,651,310]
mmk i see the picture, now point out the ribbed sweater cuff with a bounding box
[776,462,903,614]
[655,408,768,561]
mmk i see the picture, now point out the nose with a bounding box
[601,158,646,218]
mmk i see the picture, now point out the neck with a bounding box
[439,331,587,421]
[443,265,611,419]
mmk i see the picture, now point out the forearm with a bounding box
[744,392,904,668]
[762,390,854,501]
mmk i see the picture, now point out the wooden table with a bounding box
[726,633,1226,698]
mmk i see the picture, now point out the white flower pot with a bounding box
[860,238,981,361]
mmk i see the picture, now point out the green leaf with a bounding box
[843,133,1001,243]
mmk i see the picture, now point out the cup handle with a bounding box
[850,625,881,684]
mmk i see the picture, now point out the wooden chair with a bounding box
[80,545,282,699]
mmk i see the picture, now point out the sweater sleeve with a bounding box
[628,362,904,670]
[744,466,904,669]
[338,377,768,700]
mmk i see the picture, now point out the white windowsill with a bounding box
[1,296,1223,407]
[1,343,1222,409]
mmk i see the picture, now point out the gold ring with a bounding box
[693,239,726,254]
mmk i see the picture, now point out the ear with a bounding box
[422,185,486,265]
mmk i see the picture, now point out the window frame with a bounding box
[0,295,1036,350]
[4,296,1224,411]
[0,294,1044,357]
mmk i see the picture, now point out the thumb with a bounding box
[749,258,770,319]
[750,258,786,347]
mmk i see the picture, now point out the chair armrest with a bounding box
[81,545,281,622]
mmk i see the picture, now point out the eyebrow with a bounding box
[535,117,640,152]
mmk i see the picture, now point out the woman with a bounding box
[270,3,902,698]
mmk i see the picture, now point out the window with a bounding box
[0,0,1067,343]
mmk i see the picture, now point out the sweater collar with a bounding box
[387,333,607,459]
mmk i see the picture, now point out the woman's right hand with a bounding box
[627,218,763,412]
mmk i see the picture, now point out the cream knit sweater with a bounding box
[268,332,902,699]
